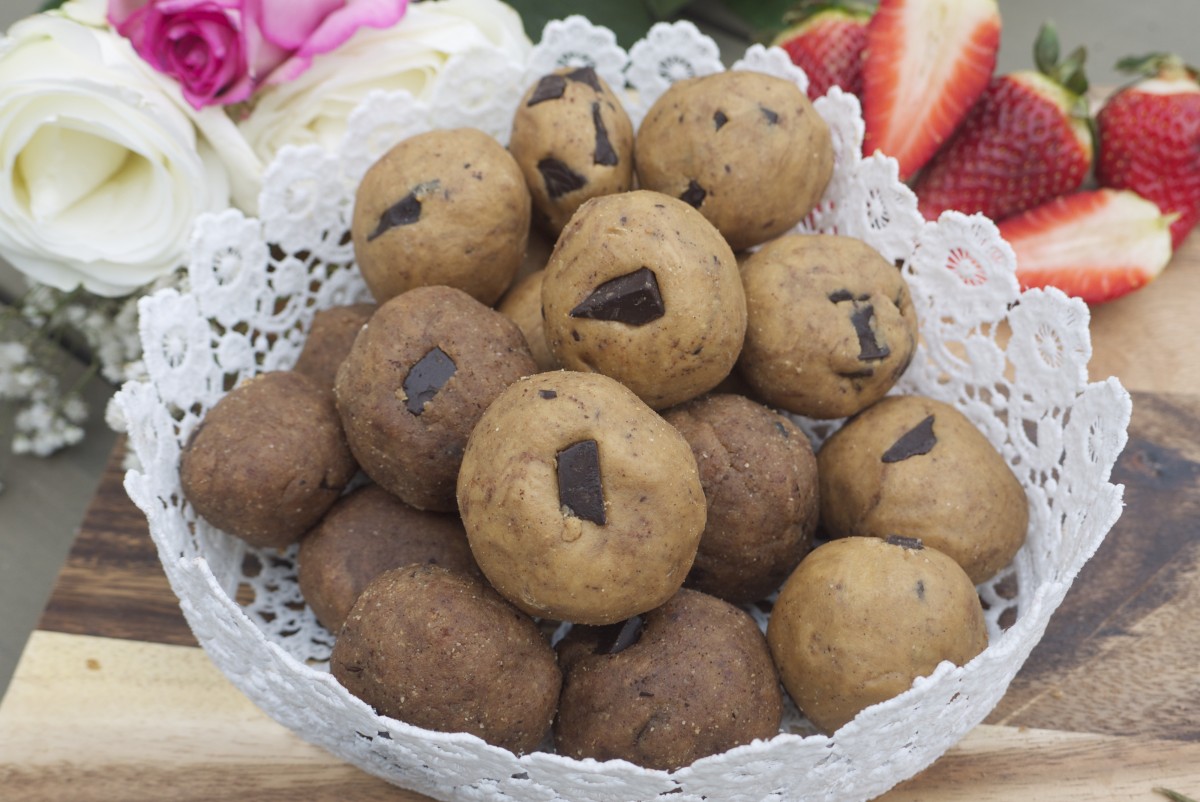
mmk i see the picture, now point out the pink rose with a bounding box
[108,0,408,109]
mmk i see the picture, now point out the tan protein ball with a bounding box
[350,127,531,306]
[509,66,635,235]
[737,233,919,419]
[817,394,1029,584]
[541,190,746,410]
[329,564,561,754]
[292,303,375,398]
[635,70,834,251]
[456,370,706,625]
[496,269,558,372]
[766,536,989,734]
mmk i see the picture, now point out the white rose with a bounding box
[0,13,257,297]
[238,0,532,161]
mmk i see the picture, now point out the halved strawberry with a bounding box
[999,189,1174,304]
[772,1,873,100]
[1096,53,1200,250]
[860,0,1000,181]
[913,24,1094,222]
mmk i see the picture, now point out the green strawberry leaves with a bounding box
[1033,21,1089,97]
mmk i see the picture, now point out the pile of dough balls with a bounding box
[177,66,1029,769]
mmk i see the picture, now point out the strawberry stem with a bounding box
[1032,21,1089,97]
[1114,52,1199,82]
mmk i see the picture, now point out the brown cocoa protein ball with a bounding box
[816,394,1029,584]
[496,269,558,372]
[766,536,989,735]
[334,285,537,512]
[292,303,375,398]
[297,484,479,633]
[554,588,782,770]
[350,127,531,306]
[663,393,820,603]
[636,70,833,251]
[179,371,357,550]
[330,564,562,754]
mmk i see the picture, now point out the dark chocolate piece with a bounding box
[403,346,456,415]
[367,190,424,241]
[538,158,588,200]
[881,415,937,463]
[527,74,567,105]
[566,66,603,92]
[569,267,664,326]
[713,110,728,130]
[679,179,707,208]
[538,389,558,400]
[557,439,606,526]
[885,534,925,550]
[594,614,644,655]
[827,289,855,303]
[760,105,780,125]
[591,102,618,166]
[850,303,890,361]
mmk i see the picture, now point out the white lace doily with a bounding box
[115,17,1132,802]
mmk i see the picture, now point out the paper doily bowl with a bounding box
[116,17,1132,802]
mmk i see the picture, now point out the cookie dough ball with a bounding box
[738,234,918,419]
[542,191,746,410]
[330,564,561,754]
[663,394,819,603]
[457,371,706,625]
[350,128,531,306]
[293,303,375,397]
[510,66,635,235]
[180,371,357,550]
[496,269,558,372]
[555,588,782,770]
[636,70,833,251]
[335,285,536,512]
[767,536,989,734]
[817,394,1029,584]
[298,484,479,633]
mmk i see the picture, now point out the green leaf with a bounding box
[38,0,68,10]
[719,0,807,40]
[1033,21,1060,76]
[504,0,658,48]
[644,0,696,19]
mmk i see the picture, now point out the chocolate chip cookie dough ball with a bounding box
[767,536,989,734]
[496,269,558,372]
[555,588,782,769]
[180,371,357,550]
[335,285,536,512]
[542,191,746,410]
[663,394,819,603]
[350,128,531,306]
[330,564,561,754]
[636,70,833,251]
[298,484,479,633]
[457,371,706,625]
[292,303,375,397]
[510,66,635,235]
[817,395,1029,584]
[738,234,918,419]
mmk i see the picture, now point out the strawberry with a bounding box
[1096,53,1200,250]
[913,23,1093,222]
[860,0,1000,181]
[772,1,873,101]
[999,189,1173,304]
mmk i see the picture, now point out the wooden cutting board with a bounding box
[2,233,1200,800]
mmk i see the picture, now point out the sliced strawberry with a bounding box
[999,189,1174,305]
[772,1,873,100]
[861,0,1000,180]
[1096,54,1200,250]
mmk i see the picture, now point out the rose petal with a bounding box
[252,0,345,49]
[265,0,408,84]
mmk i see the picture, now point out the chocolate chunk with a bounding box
[367,191,423,241]
[760,106,780,125]
[885,534,925,550]
[774,421,790,438]
[713,110,728,130]
[527,73,567,105]
[538,389,557,400]
[881,415,937,463]
[566,66,603,92]
[591,102,618,166]
[569,267,664,326]
[850,303,890,361]
[594,614,644,655]
[680,179,707,208]
[827,289,855,303]
[402,346,456,415]
[915,579,926,600]
[538,158,587,200]
[557,439,606,525]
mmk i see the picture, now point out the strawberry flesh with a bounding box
[861,0,1000,181]
[774,7,871,100]
[999,188,1173,304]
